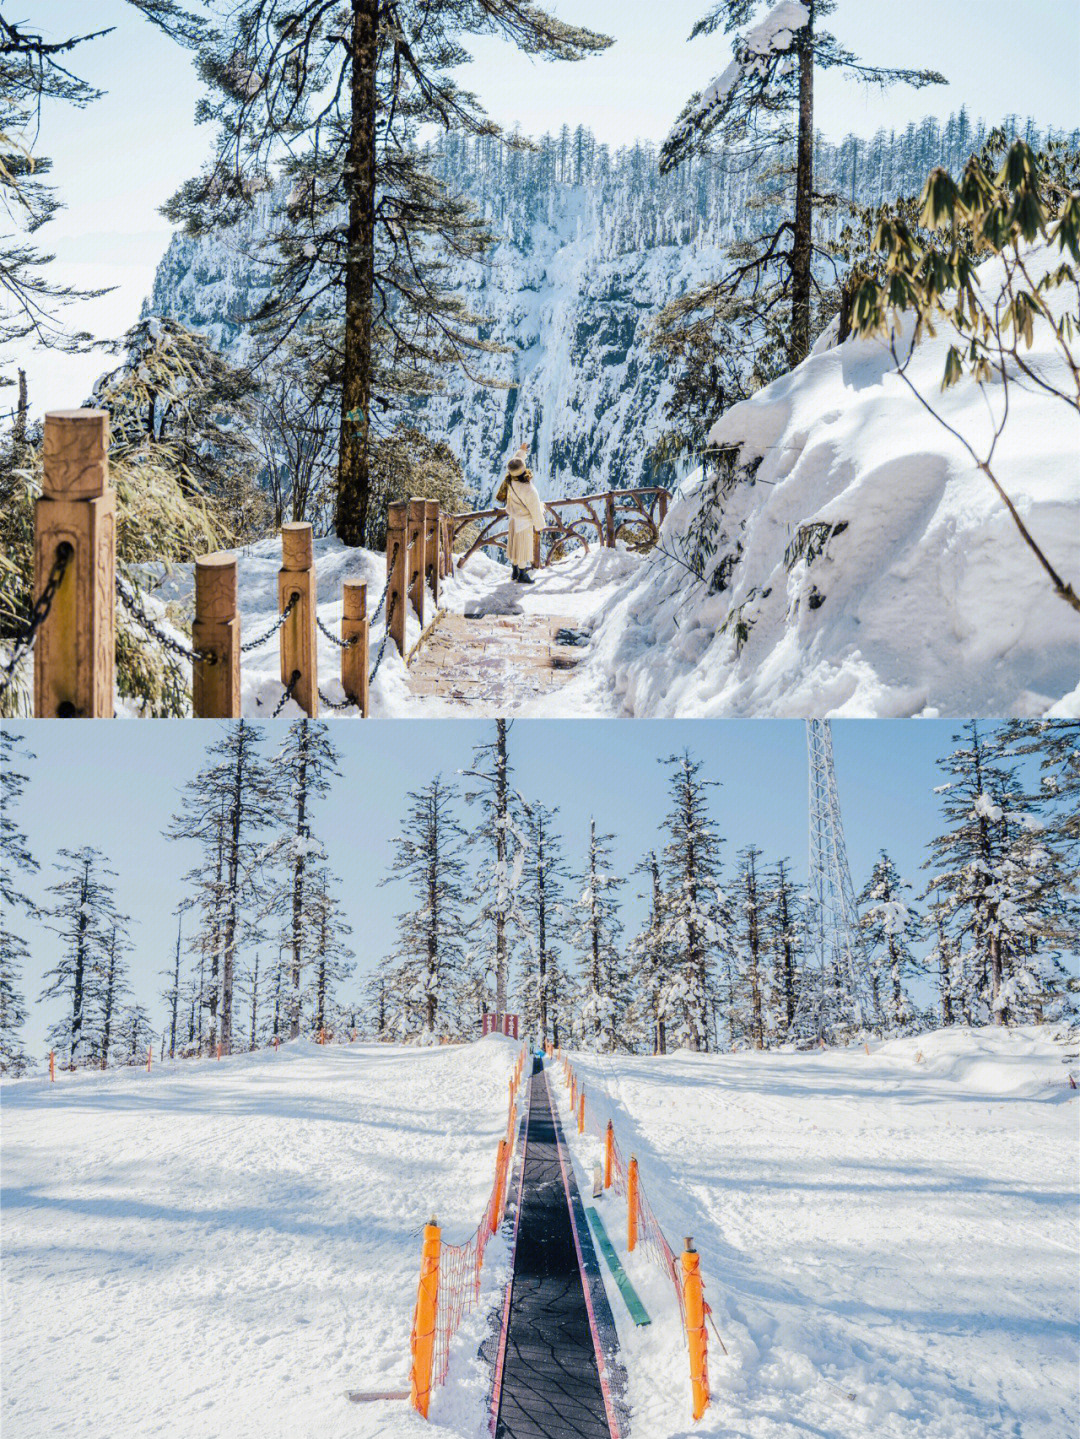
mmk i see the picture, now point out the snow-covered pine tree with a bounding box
[463,721,529,1026]
[659,0,944,365]
[765,856,803,1045]
[856,851,922,1034]
[570,820,626,1051]
[656,751,730,1051]
[167,721,279,1053]
[626,852,679,1055]
[924,721,1067,1026]
[731,845,770,1048]
[0,729,36,1072]
[39,847,120,1067]
[516,801,571,1047]
[165,0,610,545]
[116,1003,154,1066]
[96,918,133,1069]
[380,776,470,1042]
[266,720,341,1039]
[925,900,961,1027]
[307,865,355,1038]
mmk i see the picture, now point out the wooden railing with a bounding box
[449,487,669,571]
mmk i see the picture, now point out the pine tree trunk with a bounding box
[70,865,90,1066]
[790,6,815,366]
[100,936,116,1071]
[250,952,260,1051]
[495,721,508,1022]
[169,919,181,1060]
[334,0,379,546]
[220,737,246,1054]
[290,730,310,1039]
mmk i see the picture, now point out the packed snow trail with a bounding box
[1,1038,521,1439]
[496,1061,628,1438]
[556,1027,1078,1439]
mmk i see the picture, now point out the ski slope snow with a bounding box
[1,1037,522,1439]
[557,1026,1079,1439]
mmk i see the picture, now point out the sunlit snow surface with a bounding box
[557,1026,1078,1439]
[1,1037,521,1439]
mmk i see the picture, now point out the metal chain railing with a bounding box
[273,668,302,717]
[0,542,73,700]
[241,592,299,653]
[369,542,398,624]
[368,590,397,684]
[315,613,358,650]
[317,685,360,711]
[115,576,217,665]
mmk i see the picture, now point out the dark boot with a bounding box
[511,565,521,582]
[518,568,534,585]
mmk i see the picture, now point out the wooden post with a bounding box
[578,1088,585,1134]
[147,1044,152,1074]
[604,1120,614,1189]
[409,1219,441,1417]
[216,1041,222,1061]
[341,580,369,716]
[279,523,318,715]
[682,1239,709,1420]
[49,1050,55,1083]
[408,500,426,628]
[425,502,441,606]
[628,1155,639,1252]
[192,553,240,718]
[386,501,408,656]
[657,489,669,527]
[35,410,115,717]
[605,492,616,547]
[533,528,542,570]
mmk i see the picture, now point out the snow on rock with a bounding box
[1,1036,522,1439]
[565,248,1080,718]
[557,1025,1077,1439]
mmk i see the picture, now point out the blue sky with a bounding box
[9,0,1078,413]
[2,716,1039,1057]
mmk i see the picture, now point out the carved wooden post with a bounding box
[35,411,115,717]
[533,527,542,570]
[657,489,669,527]
[192,553,240,718]
[408,499,425,628]
[605,492,616,547]
[425,502,440,606]
[386,501,408,656]
[341,579,369,717]
[279,522,318,716]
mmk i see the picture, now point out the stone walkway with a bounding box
[407,611,589,708]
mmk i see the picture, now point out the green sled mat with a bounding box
[585,1206,651,1326]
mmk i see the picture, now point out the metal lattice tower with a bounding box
[804,719,865,1037]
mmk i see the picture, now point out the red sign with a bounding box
[482,1013,519,1039]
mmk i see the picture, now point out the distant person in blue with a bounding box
[496,441,545,584]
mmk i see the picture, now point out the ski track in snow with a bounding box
[1,1037,522,1439]
[555,1027,1078,1439]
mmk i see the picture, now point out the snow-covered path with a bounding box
[556,1027,1078,1439]
[1,1038,521,1439]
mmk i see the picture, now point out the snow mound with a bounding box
[570,248,1080,718]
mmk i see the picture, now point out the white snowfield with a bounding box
[558,1026,1079,1439]
[1,1037,521,1439]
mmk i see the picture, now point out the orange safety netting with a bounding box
[564,1062,688,1328]
[431,1160,506,1384]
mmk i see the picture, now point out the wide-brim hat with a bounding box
[506,456,526,476]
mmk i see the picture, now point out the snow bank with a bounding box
[555,1026,1077,1439]
[567,248,1080,718]
[1,1037,521,1438]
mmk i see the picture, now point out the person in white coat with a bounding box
[498,442,546,584]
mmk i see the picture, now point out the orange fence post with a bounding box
[604,1120,613,1189]
[491,1139,509,1234]
[49,1050,55,1083]
[578,1088,585,1134]
[682,1239,709,1420]
[147,1044,152,1074]
[409,1218,441,1418]
[273,1035,279,1050]
[627,1156,639,1252]
[216,1041,222,1061]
